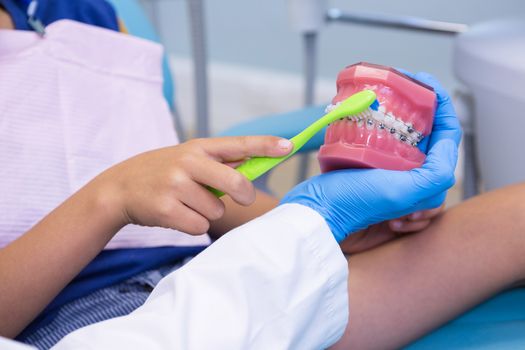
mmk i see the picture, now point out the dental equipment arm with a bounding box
[282,72,462,242]
[52,204,349,350]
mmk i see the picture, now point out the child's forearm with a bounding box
[208,190,279,239]
[0,180,124,338]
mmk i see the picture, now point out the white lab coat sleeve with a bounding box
[52,203,349,350]
[0,336,37,350]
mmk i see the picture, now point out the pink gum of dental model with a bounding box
[318,62,437,172]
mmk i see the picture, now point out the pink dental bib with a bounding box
[0,20,210,249]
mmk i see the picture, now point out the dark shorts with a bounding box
[19,261,187,350]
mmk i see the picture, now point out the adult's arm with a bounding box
[53,204,349,350]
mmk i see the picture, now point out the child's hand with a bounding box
[93,136,293,235]
[340,206,445,255]
[387,206,444,233]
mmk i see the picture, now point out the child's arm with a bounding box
[0,136,292,338]
[0,181,124,338]
[208,190,279,239]
[339,206,444,254]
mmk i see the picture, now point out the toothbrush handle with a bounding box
[209,131,315,197]
[209,154,290,198]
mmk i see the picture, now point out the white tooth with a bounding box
[407,135,418,144]
[372,110,385,122]
[378,105,386,114]
[393,120,405,132]
[385,114,395,123]
[398,123,409,135]
[366,119,374,130]
[384,114,395,125]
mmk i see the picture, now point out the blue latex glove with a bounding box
[281,72,462,242]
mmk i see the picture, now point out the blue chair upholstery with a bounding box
[218,104,328,153]
[107,0,175,110]
[408,288,525,349]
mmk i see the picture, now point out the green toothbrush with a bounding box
[210,89,378,197]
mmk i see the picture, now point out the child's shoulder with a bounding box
[1,0,121,32]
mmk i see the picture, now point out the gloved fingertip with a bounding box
[395,67,413,77]
[411,139,457,195]
[423,192,447,210]
[417,136,430,154]
[427,138,458,164]
[454,128,463,147]
[414,71,435,81]
[332,231,346,243]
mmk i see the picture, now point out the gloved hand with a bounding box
[281,72,462,242]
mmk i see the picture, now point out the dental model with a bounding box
[210,90,377,197]
[318,62,436,172]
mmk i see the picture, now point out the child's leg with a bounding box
[332,183,525,349]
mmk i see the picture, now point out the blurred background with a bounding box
[136,0,525,200]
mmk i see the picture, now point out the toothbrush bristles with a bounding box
[325,102,425,147]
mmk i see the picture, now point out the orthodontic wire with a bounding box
[325,102,425,147]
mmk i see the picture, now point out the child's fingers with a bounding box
[197,136,293,162]
[178,180,226,222]
[407,205,444,221]
[389,205,444,232]
[190,157,255,206]
[389,219,432,233]
[158,200,210,235]
[340,224,398,254]
[224,159,247,168]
